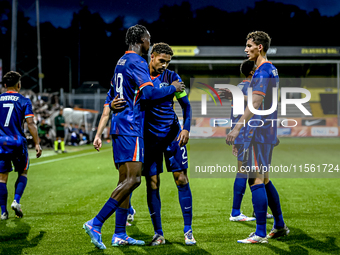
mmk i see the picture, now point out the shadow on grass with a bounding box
[266,226,340,254]
[240,222,340,254]
[100,220,211,255]
[0,219,45,255]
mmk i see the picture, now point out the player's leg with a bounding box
[164,132,196,245]
[143,134,165,245]
[264,166,289,239]
[112,170,144,246]
[126,193,135,225]
[172,169,196,245]
[146,174,165,245]
[83,136,143,249]
[0,171,9,220]
[230,144,254,221]
[237,144,268,244]
[11,148,30,218]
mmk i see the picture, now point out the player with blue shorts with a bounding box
[0,71,42,220]
[83,25,184,250]
[141,43,194,246]
[226,31,289,243]
[220,60,256,222]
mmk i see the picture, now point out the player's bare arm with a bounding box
[171,80,185,92]
[93,106,111,152]
[226,93,263,145]
[26,117,42,158]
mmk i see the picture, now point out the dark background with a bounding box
[1,0,339,92]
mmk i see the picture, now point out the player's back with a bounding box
[0,91,33,139]
[250,61,279,144]
[108,51,153,137]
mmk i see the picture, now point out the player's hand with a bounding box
[225,128,240,146]
[111,95,126,112]
[218,88,232,100]
[177,130,189,147]
[93,136,102,152]
[35,144,42,158]
[171,80,185,92]
[232,144,238,157]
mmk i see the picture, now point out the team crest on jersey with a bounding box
[159,82,169,88]
[117,59,126,66]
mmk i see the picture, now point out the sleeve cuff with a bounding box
[253,91,266,97]
[139,82,153,90]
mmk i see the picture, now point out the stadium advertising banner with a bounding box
[172,46,340,57]
[189,117,339,138]
[189,78,340,178]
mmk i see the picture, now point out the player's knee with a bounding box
[175,172,188,186]
[127,175,141,190]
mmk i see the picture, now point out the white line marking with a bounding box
[30,149,110,166]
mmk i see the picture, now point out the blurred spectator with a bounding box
[79,124,90,145]
[54,108,67,153]
[38,119,53,148]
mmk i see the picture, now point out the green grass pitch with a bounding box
[1,138,340,254]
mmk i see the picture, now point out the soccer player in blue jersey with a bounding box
[0,71,42,220]
[220,60,256,222]
[226,31,289,243]
[82,25,184,250]
[142,43,194,246]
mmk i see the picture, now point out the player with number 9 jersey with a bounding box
[105,51,153,138]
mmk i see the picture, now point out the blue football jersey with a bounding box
[144,69,187,137]
[231,80,250,144]
[245,61,279,144]
[0,91,33,139]
[104,51,153,137]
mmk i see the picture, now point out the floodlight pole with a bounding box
[36,0,43,93]
[10,0,18,71]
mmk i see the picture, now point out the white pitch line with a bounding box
[30,148,111,166]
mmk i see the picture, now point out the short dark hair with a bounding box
[125,24,148,45]
[246,31,271,53]
[3,71,21,88]
[151,42,173,56]
[240,59,255,77]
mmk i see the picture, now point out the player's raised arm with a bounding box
[26,117,42,158]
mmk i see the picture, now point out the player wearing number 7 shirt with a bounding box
[0,71,42,221]
[82,25,184,250]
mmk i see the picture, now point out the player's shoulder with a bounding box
[255,61,276,78]
[0,91,28,103]
[164,69,181,82]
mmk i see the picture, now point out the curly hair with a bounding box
[240,59,255,77]
[125,24,148,45]
[3,71,21,88]
[246,31,271,53]
[151,42,173,56]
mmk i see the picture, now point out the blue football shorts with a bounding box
[111,135,144,167]
[245,142,274,176]
[143,125,188,177]
[0,144,29,173]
